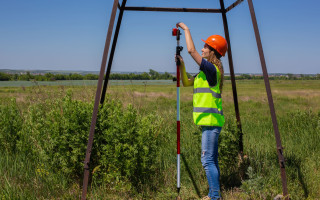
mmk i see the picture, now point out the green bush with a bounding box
[17,92,93,177]
[14,91,162,192]
[0,99,23,152]
[93,102,161,191]
[219,118,240,172]
[219,118,241,187]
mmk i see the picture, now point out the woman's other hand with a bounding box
[175,55,194,87]
[176,22,188,30]
[175,55,185,65]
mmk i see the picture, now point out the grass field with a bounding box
[0,80,319,199]
[0,80,174,87]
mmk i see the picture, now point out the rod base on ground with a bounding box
[176,187,182,200]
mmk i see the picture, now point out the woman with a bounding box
[176,22,227,200]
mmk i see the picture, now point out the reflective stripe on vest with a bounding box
[193,88,221,98]
[193,107,223,115]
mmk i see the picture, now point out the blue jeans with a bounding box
[201,126,222,199]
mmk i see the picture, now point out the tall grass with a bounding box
[0,80,319,199]
[0,151,78,199]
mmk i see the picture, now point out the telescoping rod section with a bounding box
[247,0,289,199]
[175,29,181,194]
[172,27,182,194]
[177,60,181,191]
[81,0,119,199]
[101,0,128,104]
[219,0,244,153]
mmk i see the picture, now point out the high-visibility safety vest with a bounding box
[193,65,225,127]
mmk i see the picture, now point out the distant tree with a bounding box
[140,72,150,80]
[19,74,29,81]
[128,73,136,80]
[26,72,33,80]
[69,73,83,80]
[35,75,47,81]
[239,74,252,79]
[13,74,18,81]
[0,72,11,81]
[149,69,160,80]
[110,73,121,80]
[45,73,55,81]
[54,74,67,80]
[162,72,172,80]
[84,74,98,80]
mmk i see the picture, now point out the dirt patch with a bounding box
[16,94,27,103]
[240,96,251,102]
[223,93,267,103]
[134,91,173,99]
[273,89,320,98]
[1,93,28,103]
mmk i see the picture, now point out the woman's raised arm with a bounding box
[176,22,202,66]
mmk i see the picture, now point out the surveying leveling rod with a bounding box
[172,27,183,195]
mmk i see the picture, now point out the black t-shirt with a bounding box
[195,58,217,87]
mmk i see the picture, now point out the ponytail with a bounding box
[207,50,224,93]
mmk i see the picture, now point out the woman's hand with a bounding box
[176,22,188,30]
[175,55,185,66]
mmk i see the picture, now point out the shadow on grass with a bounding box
[286,155,309,198]
[220,154,250,189]
[181,153,201,198]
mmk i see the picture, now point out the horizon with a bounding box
[1,68,318,76]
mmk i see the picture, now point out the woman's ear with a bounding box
[208,51,215,58]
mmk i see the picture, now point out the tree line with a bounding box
[0,69,176,81]
[1,70,319,81]
[224,73,320,80]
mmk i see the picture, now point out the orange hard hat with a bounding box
[201,35,228,57]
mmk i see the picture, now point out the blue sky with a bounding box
[0,0,319,74]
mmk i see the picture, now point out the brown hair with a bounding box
[207,48,224,93]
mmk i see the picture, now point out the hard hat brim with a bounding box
[201,39,214,50]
